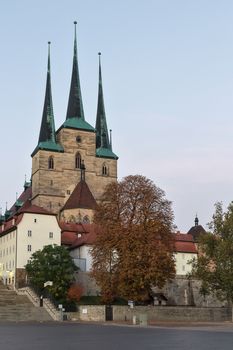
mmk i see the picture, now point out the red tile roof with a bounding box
[17,200,55,215]
[0,214,23,235]
[70,225,98,249]
[174,241,197,253]
[174,233,194,242]
[62,180,97,211]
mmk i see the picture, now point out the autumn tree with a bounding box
[91,175,175,303]
[26,245,78,303]
[191,202,233,304]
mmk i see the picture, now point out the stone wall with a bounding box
[68,305,231,323]
[112,305,231,322]
[69,305,105,322]
[159,276,226,307]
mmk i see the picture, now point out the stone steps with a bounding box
[0,282,52,322]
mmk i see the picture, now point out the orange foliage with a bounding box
[67,284,83,302]
[91,175,175,303]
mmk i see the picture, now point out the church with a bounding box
[0,22,118,287]
[0,24,204,304]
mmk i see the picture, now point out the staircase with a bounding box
[0,282,52,322]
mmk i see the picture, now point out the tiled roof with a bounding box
[174,233,194,242]
[174,241,197,254]
[70,224,98,249]
[62,180,97,211]
[0,214,23,235]
[17,200,55,216]
[61,231,79,245]
[59,222,87,233]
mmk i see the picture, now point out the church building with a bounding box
[0,22,118,287]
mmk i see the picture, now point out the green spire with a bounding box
[63,21,94,132]
[95,53,118,159]
[32,42,63,156]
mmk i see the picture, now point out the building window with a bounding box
[27,245,32,252]
[49,232,53,239]
[48,156,54,169]
[34,218,37,223]
[75,152,82,169]
[28,230,32,237]
[102,163,108,176]
[83,215,90,224]
[76,135,82,143]
[67,190,71,195]
[50,180,53,186]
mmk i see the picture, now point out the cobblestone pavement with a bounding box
[1,322,233,350]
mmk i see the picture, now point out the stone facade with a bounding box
[31,127,117,217]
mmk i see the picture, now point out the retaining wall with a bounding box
[67,305,231,322]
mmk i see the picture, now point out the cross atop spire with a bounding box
[95,53,118,159]
[32,42,63,156]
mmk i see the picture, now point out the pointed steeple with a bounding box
[95,53,118,159]
[63,22,94,132]
[32,42,63,156]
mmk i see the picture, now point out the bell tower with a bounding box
[31,42,64,213]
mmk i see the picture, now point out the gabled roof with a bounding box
[174,241,197,254]
[174,232,197,254]
[62,180,97,211]
[17,200,56,216]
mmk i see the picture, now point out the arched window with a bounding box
[83,215,90,224]
[102,163,108,176]
[75,152,82,169]
[48,156,54,169]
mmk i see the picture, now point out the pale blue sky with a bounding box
[1,0,233,232]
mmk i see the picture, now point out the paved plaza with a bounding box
[0,322,233,350]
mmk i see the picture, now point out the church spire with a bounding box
[66,21,85,121]
[95,53,118,159]
[62,22,94,132]
[32,42,63,157]
[96,52,110,149]
[38,42,55,143]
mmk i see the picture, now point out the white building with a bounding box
[174,233,197,275]
[0,199,61,287]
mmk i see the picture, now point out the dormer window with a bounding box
[75,152,82,169]
[48,156,54,169]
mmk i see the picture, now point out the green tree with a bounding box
[26,245,78,302]
[192,201,233,304]
[91,175,175,304]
